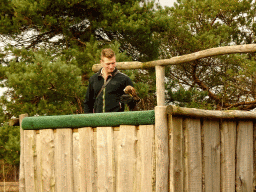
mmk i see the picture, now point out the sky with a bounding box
[159,0,176,7]
[0,0,176,97]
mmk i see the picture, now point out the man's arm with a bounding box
[124,78,140,111]
[83,79,94,113]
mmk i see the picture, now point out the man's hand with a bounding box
[124,86,140,101]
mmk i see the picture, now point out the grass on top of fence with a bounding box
[21,110,155,130]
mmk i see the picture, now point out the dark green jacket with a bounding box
[84,68,134,113]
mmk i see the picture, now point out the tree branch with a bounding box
[92,44,256,71]
[191,63,226,108]
[227,100,256,110]
[25,30,55,49]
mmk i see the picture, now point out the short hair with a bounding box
[101,48,115,59]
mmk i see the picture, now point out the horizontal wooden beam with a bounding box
[167,105,256,119]
[92,44,256,72]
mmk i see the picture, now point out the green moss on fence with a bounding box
[22,110,155,130]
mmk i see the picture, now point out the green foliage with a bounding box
[2,46,85,117]
[162,0,255,54]
[0,107,8,125]
[0,0,167,116]
[0,123,20,165]
[0,0,164,61]
[1,40,141,118]
[167,83,212,109]
[159,0,256,110]
[1,0,256,114]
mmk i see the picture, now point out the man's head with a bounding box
[101,48,116,75]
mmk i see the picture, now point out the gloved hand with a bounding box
[123,86,140,101]
[120,94,134,104]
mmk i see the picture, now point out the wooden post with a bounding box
[155,65,168,191]
[155,65,165,106]
[19,113,28,192]
[155,106,169,192]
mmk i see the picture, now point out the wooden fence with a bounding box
[19,105,256,192]
[168,105,256,192]
[19,123,156,192]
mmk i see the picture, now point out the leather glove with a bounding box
[123,86,140,101]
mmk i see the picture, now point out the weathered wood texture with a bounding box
[155,66,165,106]
[24,130,36,192]
[19,113,28,192]
[155,106,169,192]
[92,44,256,72]
[254,123,256,191]
[203,120,220,192]
[20,125,155,192]
[185,118,202,192]
[168,115,256,192]
[169,117,184,192]
[20,107,256,192]
[221,121,236,192]
[236,121,253,191]
[167,105,256,119]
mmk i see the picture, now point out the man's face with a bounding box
[101,56,116,74]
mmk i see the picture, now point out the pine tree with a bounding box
[0,0,169,118]
[0,123,20,166]
[159,0,256,110]
[0,0,165,60]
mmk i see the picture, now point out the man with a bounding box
[84,48,138,113]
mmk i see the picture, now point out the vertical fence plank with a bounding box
[73,131,80,192]
[55,128,73,192]
[221,121,236,192]
[113,126,121,192]
[79,127,94,192]
[93,129,98,191]
[19,114,28,192]
[36,131,42,192]
[41,129,55,192]
[137,125,154,192]
[236,120,253,191]
[117,125,137,192]
[254,122,256,191]
[169,116,184,192]
[203,120,220,192]
[97,127,114,191]
[24,130,37,192]
[184,118,202,192]
[136,126,142,192]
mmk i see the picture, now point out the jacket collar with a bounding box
[97,67,118,78]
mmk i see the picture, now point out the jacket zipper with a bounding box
[103,79,106,113]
